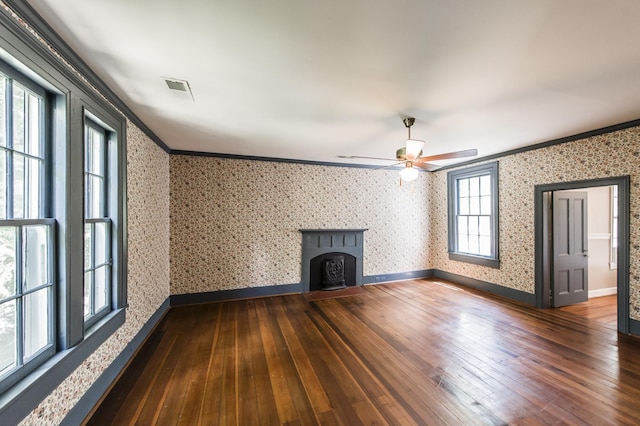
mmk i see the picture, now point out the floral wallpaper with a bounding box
[430,126,640,320]
[20,123,171,425]
[6,0,640,423]
[169,156,431,295]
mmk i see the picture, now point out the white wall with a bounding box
[587,186,617,296]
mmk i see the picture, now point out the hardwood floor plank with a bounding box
[302,300,420,425]
[243,300,280,426]
[195,302,223,425]
[88,279,640,425]
[278,295,388,425]
[235,300,260,426]
[313,297,466,423]
[255,298,315,425]
[151,304,218,425]
[198,302,238,424]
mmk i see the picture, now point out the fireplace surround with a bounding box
[299,229,367,292]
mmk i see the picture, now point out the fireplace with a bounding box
[299,229,366,292]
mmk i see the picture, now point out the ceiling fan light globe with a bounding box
[399,166,419,182]
[405,139,425,161]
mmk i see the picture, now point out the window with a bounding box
[84,120,111,327]
[610,185,618,270]
[0,68,55,392]
[448,162,499,268]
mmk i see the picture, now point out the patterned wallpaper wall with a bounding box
[21,123,171,425]
[169,155,431,295]
[430,126,640,320]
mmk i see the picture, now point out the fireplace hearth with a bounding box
[299,229,366,293]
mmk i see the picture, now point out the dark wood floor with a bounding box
[87,279,640,425]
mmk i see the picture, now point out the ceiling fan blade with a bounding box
[338,155,398,162]
[418,149,478,162]
[375,161,405,171]
[413,162,441,172]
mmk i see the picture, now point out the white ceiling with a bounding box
[25,0,640,167]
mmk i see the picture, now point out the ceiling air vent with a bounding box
[164,77,195,101]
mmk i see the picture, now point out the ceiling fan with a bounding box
[340,117,478,182]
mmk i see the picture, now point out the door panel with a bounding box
[553,191,588,307]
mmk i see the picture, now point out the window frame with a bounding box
[0,63,56,394]
[447,162,500,268]
[83,118,112,328]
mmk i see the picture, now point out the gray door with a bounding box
[552,191,588,307]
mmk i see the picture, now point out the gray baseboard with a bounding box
[433,270,536,306]
[629,319,640,336]
[170,283,302,306]
[60,299,171,426]
[363,269,434,284]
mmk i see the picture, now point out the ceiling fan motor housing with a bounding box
[403,117,415,128]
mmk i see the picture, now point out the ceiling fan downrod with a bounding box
[403,117,415,139]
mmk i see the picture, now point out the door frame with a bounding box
[534,176,630,333]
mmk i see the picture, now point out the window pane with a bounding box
[86,175,104,218]
[0,299,16,375]
[84,271,92,318]
[457,216,468,235]
[469,196,480,215]
[458,234,469,253]
[480,175,491,196]
[13,153,24,218]
[95,222,108,266]
[23,288,50,359]
[27,93,41,157]
[0,151,6,218]
[479,216,491,237]
[479,236,492,256]
[84,223,92,270]
[94,265,108,312]
[468,216,479,236]
[25,156,41,218]
[0,76,6,147]
[469,177,480,196]
[12,83,25,153]
[87,129,104,176]
[0,226,17,299]
[469,235,480,254]
[480,195,491,215]
[459,197,469,215]
[23,225,49,291]
[458,178,469,197]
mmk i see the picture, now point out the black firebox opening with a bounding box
[309,252,356,291]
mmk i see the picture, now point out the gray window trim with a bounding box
[447,162,500,268]
[0,5,127,422]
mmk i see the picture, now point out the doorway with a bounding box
[534,176,630,333]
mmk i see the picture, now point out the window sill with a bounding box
[449,252,500,269]
[0,308,125,425]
